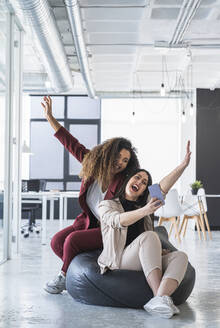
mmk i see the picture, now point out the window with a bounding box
[30,95,101,191]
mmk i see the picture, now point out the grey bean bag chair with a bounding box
[66,226,195,308]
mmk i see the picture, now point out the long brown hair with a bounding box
[79,137,139,189]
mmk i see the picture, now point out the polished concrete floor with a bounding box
[0,220,220,328]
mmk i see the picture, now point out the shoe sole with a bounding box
[43,286,64,294]
[144,305,174,319]
[172,306,180,315]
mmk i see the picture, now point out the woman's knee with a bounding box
[64,230,82,248]
[140,231,161,246]
[50,232,63,253]
[173,250,188,265]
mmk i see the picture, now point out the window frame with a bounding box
[29,95,101,191]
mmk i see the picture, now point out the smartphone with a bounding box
[148,184,165,205]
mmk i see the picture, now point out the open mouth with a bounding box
[131,184,139,192]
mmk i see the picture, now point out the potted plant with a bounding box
[190,180,203,195]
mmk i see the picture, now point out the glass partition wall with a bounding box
[0,3,7,262]
[0,3,23,263]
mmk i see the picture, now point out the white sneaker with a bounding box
[163,295,180,315]
[162,295,180,315]
[44,273,66,294]
[144,296,174,319]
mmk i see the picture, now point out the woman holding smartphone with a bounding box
[98,143,191,319]
[41,96,140,294]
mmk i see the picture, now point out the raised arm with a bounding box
[41,95,89,162]
[159,140,191,194]
[41,95,61,132]
[99,199,162,228]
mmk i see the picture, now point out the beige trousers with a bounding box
[119,231,188,285]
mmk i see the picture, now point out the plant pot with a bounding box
[191,189,198,195]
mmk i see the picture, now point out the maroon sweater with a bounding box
[54,126,124,230]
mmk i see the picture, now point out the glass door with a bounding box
[0,3,7,263]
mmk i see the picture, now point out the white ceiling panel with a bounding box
[91,55,135,63]
[193,8,212,19]
[88,45,137,54]
[87,33,140,44]
[82,8,145,20]
[92,62,134,71]
[85,21,140,33]
[140,21,175,43]
[80,0,148,5]
[151,8,180,19]
[92,73,132,84]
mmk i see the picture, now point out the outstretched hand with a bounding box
[41,95,52,118]
[182,140,191,168]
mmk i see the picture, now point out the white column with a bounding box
[64,196,68,225]
[41,195,47,245]
[3,12,14,260]
[50,199,54,221]
[59,194,64,230]
[12,27,23,254]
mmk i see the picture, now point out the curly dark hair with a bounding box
[79,137,139,190]
[116,168,153,207]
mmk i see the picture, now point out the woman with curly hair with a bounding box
[41,96,139,294]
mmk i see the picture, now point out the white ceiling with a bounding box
[10,0,220,96]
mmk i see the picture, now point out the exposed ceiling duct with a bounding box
[170,0,202,45]
[96,91,188,99]
[11,0,74,93]
[64,0,95,98]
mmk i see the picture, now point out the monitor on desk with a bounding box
[22,179,46,192]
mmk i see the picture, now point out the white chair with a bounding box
[155,189,183,243]
[179,188,211,240]
[198,188,212,239]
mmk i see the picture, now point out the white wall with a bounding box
[21,95,31,180]
[101,98,196,192]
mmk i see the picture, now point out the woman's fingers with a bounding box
[148,198,163,213]
[41,102,46,109]
[43,95,50,103]
[151,198,162,207]
[155,202,163,210]
[187,140,190,151]
[149,197,157,203]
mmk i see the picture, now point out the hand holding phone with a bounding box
[148,183,165,205]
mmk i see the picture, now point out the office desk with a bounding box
[22,191,60,245]
[58,191,79,230]
[22,191,80,245]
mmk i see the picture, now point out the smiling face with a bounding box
[112,148,131,174]
[125,171,149,201]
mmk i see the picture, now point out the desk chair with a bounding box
[21,179,46,238]
[155,189,182,243]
